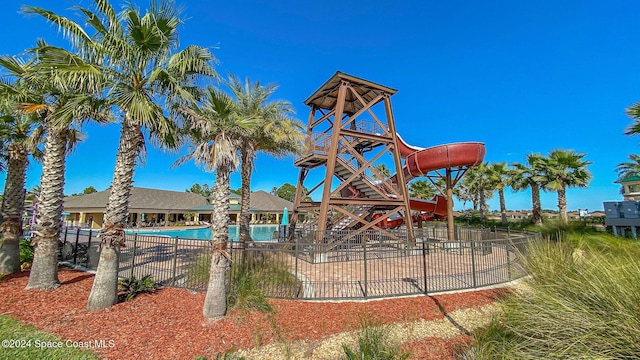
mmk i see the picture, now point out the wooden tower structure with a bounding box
[291,72,415,241]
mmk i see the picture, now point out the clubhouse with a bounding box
[62,187,295,229]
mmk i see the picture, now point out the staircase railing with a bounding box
[337,155,393,196]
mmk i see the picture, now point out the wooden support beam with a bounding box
[316,80,348,236]
[385,94,415,242]
[349,86,389,137]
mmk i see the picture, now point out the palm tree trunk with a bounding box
[26,131,66,289]
[557,186,567,223]
[203,166,231,320]
[479,190,487,221]
[238,144,254,257]
[0,147,29,274]
[499,189,507,225]
[87,119,144,310]
[531,184,543,225]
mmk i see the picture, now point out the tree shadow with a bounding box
[61,273,94,285]
[428,295,472,336]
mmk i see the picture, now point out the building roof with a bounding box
[63,187,209,211]
[189,204,259,212]
[64,187,294,213]
[617,175,640,183]
[190,191,292,212]
[249,190,294,211]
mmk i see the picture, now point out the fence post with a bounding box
[294,241,299,299]
[471,240,477,288]
[130,233,138,278]
[227,238,234,294]
[73,227,80,264]
[63,226,69,244]
[506,238,512,280]
[363,242,368,299]
[87,230,93,266]
[171,236,179,286]
[421,241,428,294]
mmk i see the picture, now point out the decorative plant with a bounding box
[342,317,410,360]
[117,275,158,302]
[19,239,34,270]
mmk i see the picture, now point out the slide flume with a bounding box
[377,135,485,228]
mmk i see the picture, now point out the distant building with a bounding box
[63,187,295,229]
[603,175,640,238]
[617,175,640,200]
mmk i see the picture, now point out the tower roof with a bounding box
[304,71,397,115]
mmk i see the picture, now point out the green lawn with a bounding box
[0,315,99,360]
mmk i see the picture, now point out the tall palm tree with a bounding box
[175,86,257,319]
[509,154,546,225]
[25,0,216,308]
[488,162,509,225]
[541,149,592,223]
[461,163,494,220]
[0,49,105,287]
[0,106,40,274]
[225,75,303,254]
[616,154,640,180]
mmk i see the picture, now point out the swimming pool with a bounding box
[129,224,279,242]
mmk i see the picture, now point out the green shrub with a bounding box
[19,238,34,265]
[185,250,299,312]
[467,236,640,359]
[117,275,158,302]
[228,270,272,313]
[342,317,410,360]
[528,220,601,242]
[184,252,212,289]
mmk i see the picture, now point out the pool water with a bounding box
[130,225,279,242]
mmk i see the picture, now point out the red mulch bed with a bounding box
[0,269,503,359]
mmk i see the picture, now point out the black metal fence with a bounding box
[58,224,539,300]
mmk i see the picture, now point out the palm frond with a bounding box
[21,6,93,48]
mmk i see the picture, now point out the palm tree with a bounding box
[509,154,546,225]
[373,164,391,180]
[488,162,509,225]
[0,105,40,274]
[408,179,436,199]
[0,48,105,287]
[225,75,303,254]
[541,149,592,223]
[625,103,640,136]
[460,163,494,221]
[175,86,257,319]
[453,185,472,209]
[25,0,216,308]
[616,154,640,180]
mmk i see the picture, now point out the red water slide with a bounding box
[377,135,485,227]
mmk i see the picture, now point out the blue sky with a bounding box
[0,0,639,212]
